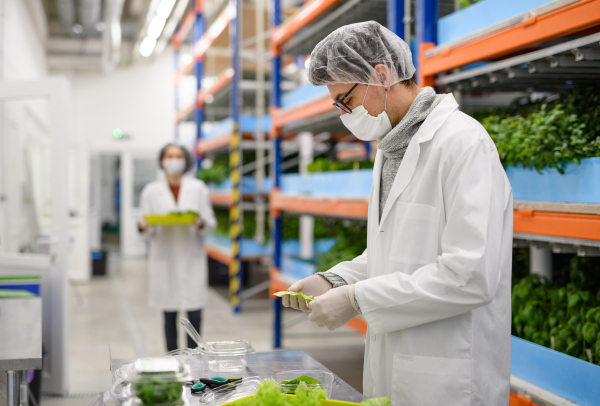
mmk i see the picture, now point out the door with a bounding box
[120,152,159,257]
[0,78,70,395]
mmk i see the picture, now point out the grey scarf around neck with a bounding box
[377,87,446,221]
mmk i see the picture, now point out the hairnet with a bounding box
[307,21,415,87]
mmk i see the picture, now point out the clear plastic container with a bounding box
[197,340,254,372]
[128,358,192,405]
[198,376,263,405]
[274,370,337,398]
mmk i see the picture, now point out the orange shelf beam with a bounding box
[172,9,196,49]
[271,192,368,219]
[514,209,600,241]
[176,69,234,124]
[198,133,232,154]
[421,0,600,78]
[269,271,290,295]
[198,69,234,106]
[337,146,366,161]
[206,245,232,266]
[210,193,233,206]
[272,96,335,130]
[174,5,233,80]
[271,0,343,48]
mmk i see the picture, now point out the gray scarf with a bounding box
[378,87,446,220]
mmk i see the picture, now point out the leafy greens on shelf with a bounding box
[512,274,600,364]
[469,84,600,172]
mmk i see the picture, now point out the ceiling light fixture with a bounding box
[139,0,177,57]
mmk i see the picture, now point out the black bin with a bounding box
[92,251,108,276]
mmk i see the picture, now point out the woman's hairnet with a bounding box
[307,21,415,87]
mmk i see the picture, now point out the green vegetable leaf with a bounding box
[272,291,315,302]
[582,322,599,344]
[281,375,321,385]
[362,397,392,406]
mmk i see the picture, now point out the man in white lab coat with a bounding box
[282,21,513,405]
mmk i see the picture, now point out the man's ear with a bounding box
[373,64,392,87]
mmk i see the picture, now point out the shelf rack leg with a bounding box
[530,245,553,283]
[194,0,204,170]
[229,0,243,314]
[271,0,283,349]
[415,0,438,86]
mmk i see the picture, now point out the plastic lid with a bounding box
[197,340,254,355]
[129,358,191,383]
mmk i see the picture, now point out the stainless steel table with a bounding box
[112,350,364,403]
[0,297,42,406]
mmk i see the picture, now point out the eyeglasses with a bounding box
[332,83,360,114]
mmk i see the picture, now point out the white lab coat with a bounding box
[328,95,513,405]
[140,176,217,311]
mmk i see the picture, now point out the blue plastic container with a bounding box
[282,84,330,110]
[203,115,271,141]
[281,169,373,198]
[438,0,556,45]
[511,336,600,405]
[505,158,600,204]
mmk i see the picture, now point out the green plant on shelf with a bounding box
[471,84,600,172]
[307,158,374,173]
[315,222,367,273]
[197,155,229,185]
[512,273,600,365]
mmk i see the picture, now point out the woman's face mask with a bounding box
[162,158,186,175]
[340,85,392,141]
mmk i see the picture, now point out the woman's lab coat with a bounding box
[329,95,513,406]
[140,176,216,311]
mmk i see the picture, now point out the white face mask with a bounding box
[340,85,392,141]
[162,158,186,175]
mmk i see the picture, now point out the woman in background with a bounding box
[139,143,216,352]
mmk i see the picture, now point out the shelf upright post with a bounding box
[415,0,437,87]
[387,0,405,39]
[194,0,204,170]
[229,0,243,313]
[271,0,283,349]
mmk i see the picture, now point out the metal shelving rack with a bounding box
[173,0,274,313]
[420,0,600,255]
[269,0,439,349]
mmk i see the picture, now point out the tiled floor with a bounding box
[36,254,365,405]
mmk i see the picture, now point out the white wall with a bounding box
[2,0,48,81]
[71,48,176,152]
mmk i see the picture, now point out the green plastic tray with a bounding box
[145,212,198,225]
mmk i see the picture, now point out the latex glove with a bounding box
[308,285,358,330]
[282,275,333,312]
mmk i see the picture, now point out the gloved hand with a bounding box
[282,275,333,312]
[308,285,358,330]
